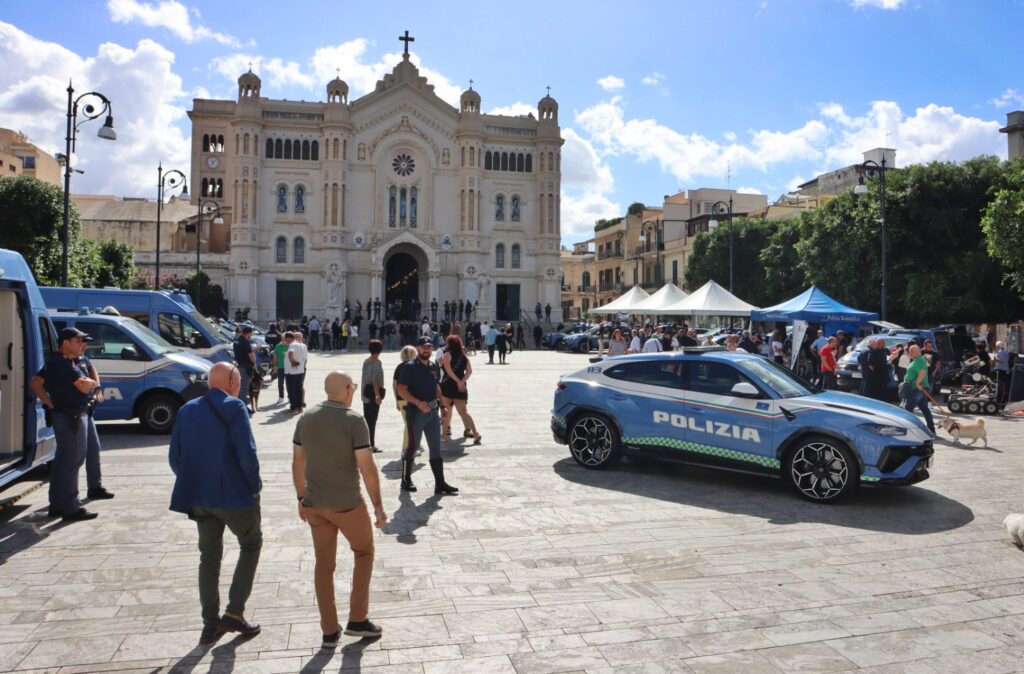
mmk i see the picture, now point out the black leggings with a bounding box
[363,401,380,447]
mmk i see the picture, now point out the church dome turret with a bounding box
[538,90,558,122]
[460,85,481,114]
[238,69,261,100]
[327,75,349,104]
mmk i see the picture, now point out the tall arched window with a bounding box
[201,178,209,197]
[276,184,288,213]
[484,151,492,170]
[243,134,250,155]
[511,195,520,222]
[215,179,223,198]
[525,154,533,172]
[302,140,310,160]
[399,187,407,226]
[582,271,591,289]
[265,138,273,158]
[293,237,305,264]
[275,236,287,263]
[410,187,418,228]
[295,185,305,213]
[388,186,397,227]
[501,152,509,171]
[495,194,505,221]
[469,147,475,167]
[495,243,506,269]
[216,135,224,152]
[202,134,210,152]
[511,244,521,269]
[284,140,292,160]
[274,139,282,159]
[311,140,319,161]
[517,153,525,172]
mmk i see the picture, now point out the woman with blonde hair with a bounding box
[440,335,482,445]
[394,345,420,490]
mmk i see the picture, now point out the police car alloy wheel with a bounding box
[568,413,622,469]
[784,435,857,503]
[140,393,180,434]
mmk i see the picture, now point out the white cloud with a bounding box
[210,39,465,105]
[641,72,665,86]
[723,130,737,142]
[819,100,1004,167]
[737,186,762,194]
[107,0,239,46]
[0,21,190,196]
[990,88,1024,109]
[487,102,535,117]
[573,95,1004,188]
[561,190,622,238]
[597,75,625,91]
[849,0,906,8]
[561,129,614,193]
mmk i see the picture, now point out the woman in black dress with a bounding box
[440,335,482,444]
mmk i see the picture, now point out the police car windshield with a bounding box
[119,318,175,355]
[189,311,229,344]
[736,358,819,398]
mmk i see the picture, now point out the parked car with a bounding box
[543,323,591,350]
[561,326,603,353]
[552,347,933,503]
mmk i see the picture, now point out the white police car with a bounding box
[551,347,933,503]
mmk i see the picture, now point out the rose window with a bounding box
[392,153,415,177]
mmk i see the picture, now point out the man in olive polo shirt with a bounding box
[292,370,387,648]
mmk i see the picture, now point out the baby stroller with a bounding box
[946,356,1000,415]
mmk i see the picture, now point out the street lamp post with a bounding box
[707,198,734,292]
[155,163,188,289]
[854,157,888,321]
[62,80,116,285]
[186,200,223,309]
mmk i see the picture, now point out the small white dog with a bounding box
[937,417,987,447]
[1004,514,1024,548]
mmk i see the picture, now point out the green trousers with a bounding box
[190,505,263,626]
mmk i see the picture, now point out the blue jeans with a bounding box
[50,410,87,514]
[404,405,441,461]
[903,388,935,431]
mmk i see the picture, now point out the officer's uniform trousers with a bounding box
[50,409,88,514]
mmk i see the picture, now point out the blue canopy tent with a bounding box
[751,286,878,324]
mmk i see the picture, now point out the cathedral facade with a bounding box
[187,44,564,323]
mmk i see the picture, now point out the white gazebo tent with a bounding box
[591,285,651,313]
[631,283,690,314]
[661,280,759,316]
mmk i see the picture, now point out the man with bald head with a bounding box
[902,344,936,433]
[170,361,263,645]
[292,370,387,648]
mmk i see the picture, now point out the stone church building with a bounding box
[188,39,564,323]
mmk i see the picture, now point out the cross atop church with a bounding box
[468,78,474,90]
[399,30,415,59]
[546,85,551,96]
[247,60,253,72]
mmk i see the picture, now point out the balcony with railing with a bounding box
[633,242,665,256]
[598,282,621,292]
[598,248,624,260]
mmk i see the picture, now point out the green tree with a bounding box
[683,218,784,307]
[86,240,139,289]
[982,157,1024,298]
[627,202,644,216]
[758,216,807,302]
[0,175,82,285]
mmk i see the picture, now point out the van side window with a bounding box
[75,322,142,361]
[39,318,58,357]
[158,313,210,349]
[120,310,150,327]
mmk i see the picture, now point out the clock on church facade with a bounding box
[188,32,564,324]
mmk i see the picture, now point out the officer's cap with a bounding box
[58,327,93,343]
[416,336,432,347]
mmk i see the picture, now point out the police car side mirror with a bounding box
[730,382,761,399]
[120,347,140,360]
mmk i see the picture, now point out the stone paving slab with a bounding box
[2,348,1024,672]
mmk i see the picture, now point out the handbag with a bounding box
[363,383,386,401]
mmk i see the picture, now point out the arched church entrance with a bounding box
[385,251,422,320]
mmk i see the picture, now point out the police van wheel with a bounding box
[140,394,180,434]
[784,436,857,504]
[568,413,622,469]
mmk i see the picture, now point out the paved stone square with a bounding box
[2,349,1024,673]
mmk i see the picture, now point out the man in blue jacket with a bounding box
[169,361,263,645]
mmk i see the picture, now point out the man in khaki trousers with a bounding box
[292,370,387,648]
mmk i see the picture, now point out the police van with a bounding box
[40,287,232,364]
[0,249,57,490]
[552,347,933,503]
[50,310,211,433]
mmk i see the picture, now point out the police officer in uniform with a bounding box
[29,328,100,521]
[76,346,115,500]
[396,337,458,495]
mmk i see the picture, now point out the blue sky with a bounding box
[1,0,1020,245]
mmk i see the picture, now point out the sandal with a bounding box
[463,429,474,438]
[473,435,482,445]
